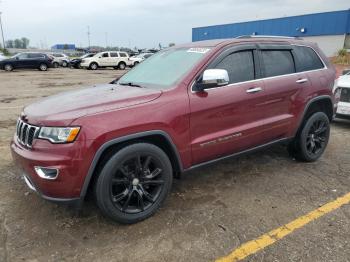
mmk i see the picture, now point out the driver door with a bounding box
[189,45,272,165]
[99,52,110,66]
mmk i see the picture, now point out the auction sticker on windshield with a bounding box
[187,48,210,54]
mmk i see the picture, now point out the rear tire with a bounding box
[94,143,173,224]
[53,62,59,68]
[290,112,330,162]
[4,64,13,71]
[39,63,48,71]
[62,61,68,67]
[118,62,126,70]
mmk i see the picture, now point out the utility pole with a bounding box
[0,12,5,49]
[105,32,108,48]
[87,26,91,49]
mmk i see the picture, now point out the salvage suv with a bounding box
[11,36,335,224]
[80,51,131,70]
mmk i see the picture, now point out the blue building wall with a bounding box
[192,10,350,42]
[51,44,76,50]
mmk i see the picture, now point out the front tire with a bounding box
[53,62,59,68]
[4,64,13,71]
[89,62,98,70]
[95,143,173,224]
[291,112,330,162]
[62,61,68,67]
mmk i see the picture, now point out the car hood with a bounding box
[0,58,14,63]
[23,84,162,126]
[337,75,350,88]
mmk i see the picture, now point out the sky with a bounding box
[0,0,349,49]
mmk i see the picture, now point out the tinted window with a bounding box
[29,53,45,58]
[144,54,152,58]
[119,52,127,57]
[102,53,109,58]
[215,51,255,84]
[293,46,324,72]
[110,52,119,57]
[261,50,295,77]
[17,53,29,59]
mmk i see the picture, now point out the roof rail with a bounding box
[236,35,302,40]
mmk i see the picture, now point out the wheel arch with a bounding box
[294,95,334,137]
[80,130,183,200]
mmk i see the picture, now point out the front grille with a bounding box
[16,119,40,148]
[340,88,350,102]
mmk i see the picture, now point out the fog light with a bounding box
[34,167,59,180]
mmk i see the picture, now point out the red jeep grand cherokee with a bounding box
[11,36,336,224]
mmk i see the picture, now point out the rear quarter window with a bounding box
[261,50,295,77]
[293,46,324,72]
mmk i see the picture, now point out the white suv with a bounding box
[334,70,350,118]
[80,51,131,70]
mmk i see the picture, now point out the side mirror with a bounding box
[194,69,229,91]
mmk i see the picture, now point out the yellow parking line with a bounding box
[216,192,350,262]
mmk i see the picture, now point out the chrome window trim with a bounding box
[191,44,327,93]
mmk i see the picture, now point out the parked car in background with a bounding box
[80,51,131,70]
[70,53,95,69]
[0,52,6,61]
[129,53,153,66]
[50,53,70,68]
[11,37,335,224]
[334,70,350,118]
[0,52,53,71]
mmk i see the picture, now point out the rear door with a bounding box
[27,53,45,68]
[257,44,311,141]
[110,52,120,66]
[189,45,274,165]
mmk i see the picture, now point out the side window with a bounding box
[293,46,324,72]
[29,53,45,59]
[110,52,119,57]
[144,54,152,58]
[261,50,295,77]
[102,53,109,58]
[17,53,29,59]
[215,50,255,84]
[119,52,127,57]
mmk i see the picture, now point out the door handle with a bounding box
[246,87,262,94]
[296,78,308,84]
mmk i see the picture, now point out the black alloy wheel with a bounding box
[95,143,173,224]
[291,112,330,162]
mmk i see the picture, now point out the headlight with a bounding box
[38,127,80,143]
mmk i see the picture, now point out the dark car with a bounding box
[0,52,53,71]
[11,36,335,224]
[69,53,95,69]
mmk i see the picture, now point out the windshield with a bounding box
[118,47,211,89]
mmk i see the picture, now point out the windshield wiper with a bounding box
[118,82,144,88]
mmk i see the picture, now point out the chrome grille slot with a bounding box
[16,119,39,148]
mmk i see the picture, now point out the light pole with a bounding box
[0,12,5,49]
[87,26,91,49]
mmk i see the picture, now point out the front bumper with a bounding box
[22,173,81,206]
[11,136,94,204]
[336,102,350,116]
